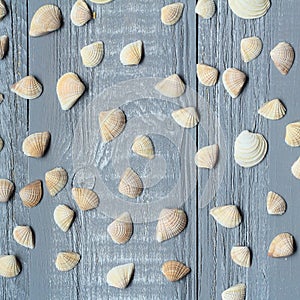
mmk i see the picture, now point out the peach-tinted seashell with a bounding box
[161,260,190,282]
[258,99,286,120]
[0,35,8,59]
[0,179,14,203]
[196,64,219,86]
[13,226,34,249]
[54,205,75,232]
[80,41,104,67]
[222,283,246,300]
[11,76,43,100]
[268,233,294,258]
[161,2,184,25]
[195,144,219,169]
[22,131,50,158]
[270,42,294,75]
[172,107,199,128]
[155,74,185,98]
[55,252,80,271]
[210,205,241,228]
[132,135,154,159]
[45,167,68,196]
[241,36,262,62]
[0,255,21,278]
[230,246,251,267]
[195,0,216,19]
[106,263,134,289]
[222,68,246,98]
[19,180,42,208]
[118,168,143,198]
[72,187,99,211]
[120,40,143,66]
[70,0,93,26]
[267,191,286,215]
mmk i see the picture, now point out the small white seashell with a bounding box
[230,246,251,267]
[22,131,50,158]
[155,74,185,98]
[222,68,246,98]
[89,0,113,3]
[11,76,43,100]
[0,179,14,203]
[118,168,143,198]
[45,167,68,196]
[19,180,42,208]
[285,122,300,147]
[210,205,241,228]
[196,64,219,86]
[240,36,262,62]
[55,252,80,271]
[172,107,199,128]
[132,135,154,159]
[0,35,8,59]
[0,255,21,278]
[106,263,134,289]
[228,0,270,19]
[0,93,3,103]
[80,41,104,67]
[161,2,184,25]
[268,233,294,258]
[222,283,246,300]
[195,144,219,169]
[266,191,286,215]
[120,40,143,66]
[70,0,93,27]
[195,0,216,19]
[161,260,190,282]
[258,99,286,120]
[270,42,295,75]
[0,0,7,20]
[291,156,300,179]
[13,226,34,249]
[54,205,75,232]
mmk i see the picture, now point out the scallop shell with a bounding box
[195,0,216,19]
[54,205,75,232]
[56,72,85,110]
[11,76,43,100]
[171,107,199,129]
[228,0,270,19]
[132,135,154,159]
[240,36,262,63]
[155,74,185,98]
[80,41,104,67]
[268,233,294,258]
[22,131,50,158]
[120,40,143,66]
[0,35,8,59]
[106,263,134,289]
[99,108,126,142]
[29,4,62,37]
[90,0,113,3]
[13,226,34,249]
[45,167,68,196]
[0,93,3,103]
[19,180,42,208]
[222,283,246,300]
[195,144,219,169]
[0,255,21,278]
[230,246,251,268]
[234,130,268,168]
[55,252,80,271]
[0,137,3,151]
[0,0,7,20]
[156,208,187,242]
[107,212,133,244]
[267,191,286,215]
[222,68,246,98]
[285,122,300,147]
[258,99,286,120]
[161,260,190,282]
[161,2,184,25]
[210,205,241,228]
[270,42,294,75]
[291,156,300,179]
[70,0,93,27]
[72,187,99,211]
[0,179,14,203]
[118,168,143,198]
[196,64,219,86]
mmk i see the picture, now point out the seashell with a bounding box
[11,76,43,100]
[106,263,134,289]
[118,168,143,198]
[80,41,104,67]
[161,260,190,282]
[267,191,286,215]
[132,135,154,159]
[70,0,93,27]
[0,35,8,59]
[156,208,187,242]
[0,0,7,20]
[56,72,85,110]
[285,122,300,147]
[0,137,3,151]
[72,187,99,211]
[195,144,219,169]
[161,2,184,26]
[228,0,270,19]
[195,0,216,19]
[258,99,286,120]
[0,93,3,103]
[268,233,294,258]
[196,64,219,86]
[22,131,50,158]
[0,179,14,203]
[13,226,34,249]
[222,68,246,98]
[120,40,143,66]
[240,36,262,63]
[54,205,75,232]
[90,0,113,3]
[0,255,21,278]
[99,108,126,142]
[230,246,251,268]
[155,74,185,98]
[171,107,199,128]
[55,252,80,271]
[291,156,300,179]
[270,42,295,75]
[234,130,268,168]
[45,167,68,196]
[29,4,62,37]
[107,212,133,244]
[222,283,246,300]
[210,205,241,228]
[19,180,42,208]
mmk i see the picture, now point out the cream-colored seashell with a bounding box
[291,156,300,179]
[222,68,246,98]
[240,36,262,62]
[19,180,42,208]
[120,40,143,66]
[155,74,185,98]
[268,233,294,258]
[45,167,68,196]
[210,205,241,228]
[195,0,216,19]
[161,260,190,282]
[55,252,80,271]
[71,0,93,26]
[106,263,134,289]
[258,99,286,120]
[266,191,286,215]
[22,131,50,158]
[118,168,143,198]
[196,64,219,86]
[234,130,268,168]
[0,93,3,103]
[11,76,43,100]
[0,35,8,59]
[13,226,34,249]
[80,41,104,67]
[89,0,113,3]
[171,107,199,128]
[107,212,133,244]
[0,255,21,278]
[161,3,184,25]
[0,0,7,20]
[285,122,300,147]
[0,137,3,152]
[99,108,126,142]
[195,144,219,169]
[72,187,99,211]
[29,4,62,37]
[228,0,270,19]
[132,135,154,159]
[156,208,187,242]
[270,42,295,75]
[56,72,85,110]
[0,179,14,203]
[222,283,246,300]
[230,246,251,268]
[54,205,75,232]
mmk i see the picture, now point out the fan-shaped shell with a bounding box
[72,187,99,211]
[222,68,246,98]
[155,74,185,98]
[106,263,134,289]
[132,135,154,159]
[13,226,34,249]
[270,42,294,75]
[156,208,187,242]
[195,144,219,169]
[80,41,104,67]
[70,0,93,26]
[161,260,190,282]
[267,191,286,215]
[54,205,75,232]
[291,156,300,179]
[90,0,113,3]
[0,93,3,103]
[0,35,8,59]
[29,4,62,37]
[22,131,50,158]
[120,40,143,66]
[172,107,199,128]
[210,205,241,228]
[118,168,143,198]
[0,255,21,278]
[195,0,216,19]
[0,179,14,203]
[0,0,7,20]
[228,0,270,19]
[268,233,294,258]
[240,36,262,62]
[222,283,246,300]
[161,2,184,25]
[0,137,3,151]
[230,246,251,268]
[45,167,68,196]
[258,99,286,120]
[285,122,300,147]
[11,76,43,100]
[55,252,80,271]
[196,64,219,86]
[19,180,42,208]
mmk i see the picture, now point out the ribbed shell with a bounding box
[106,263,134,289]
[210,205,241,228]
[195,144,219,169]
[70,0,92,26]
[11,76,43,100]
[22,131,50,158]
[0,0,7,20]
[285,122,300,147]
[230,246,251,268]
[0,137,3,151]
[161,260,190,282]
[270,42,295,75]
[161,2,184,25]
[118,168,143,198]
[80,41,104,67]
[228,0,270,19]
[0,255,21,278]
[19,180,42,208]
[268,233,294,258]
[195,0,216,19]
[72,187,99,211]
[45,167,68,196]
[267,191,286,215]
[55,252,80,271]
[291,156,300,179]
[13,226,34,249]
[222,283,246,300]
[172,107,199,128]
[120,40,143,66]
[155,74,186,98]
[0,35,8,59]
[90,0,113,3]
[0,179,14,203]
[258,99,286,120]
[240,36,262,62]
[54,205,75,232]
[222,68,246,98]
[132,135,154,159]
[196,64,219,86]
[0,93,3,103]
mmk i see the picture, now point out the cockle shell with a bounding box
[291,157,300,179]
[99,108,126,142]
[55,252,80,271]
[172,107,199,128]
[0,179,14,203]
[45,167,68,196]
[195,0,216,19]
[240,36,262,63]
[270,42,295,75]
[56,72,85,110]
[267,191,286,215]
[221,283,246,300]
[210,205,241,228]
[80,41,104,67]
[285,122,300,147]
[161,2,184,26]
[118,168,143,198]
[29,4,62,37]
[161,260,190,282]
[89,0,113,3]
[0,93,3,103]
[156,208,187,242]
[132,135,154,159]
[54,205,75,232]
[0,0,7,20]
[11,76,43,100]
[19,180,42,208]
[107,212,133,244]
[0,137,3,151]
[120,40,143,66]
[196,64,219,86]
[72,187,99,211]
[13,226,34,249]
[195,144,219,169]
[0,35,8,59]
[222,68,246,98]
[106,263,134,289]
[234,130,268,168]
[22,131,50,158]
[70,0,93,27]
[228,0,270,19]
[258,99,286,120]
[268,233,294,258]
[230,246,251,268]
[155,74,185,98]
[0,255,21,278]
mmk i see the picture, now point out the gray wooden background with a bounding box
[0,0,299,299]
